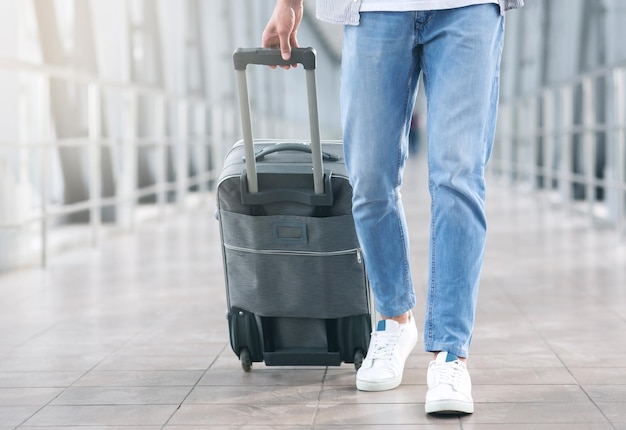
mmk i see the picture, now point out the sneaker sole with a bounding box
[425,400,474,415]
[356,375,402,392]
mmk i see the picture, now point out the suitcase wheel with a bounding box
[240,347,252,372]
[354,348,365,371]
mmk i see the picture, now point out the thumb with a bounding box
[279,34,292,61]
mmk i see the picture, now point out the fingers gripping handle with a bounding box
[233,47,316,70]
[233,47,324,195]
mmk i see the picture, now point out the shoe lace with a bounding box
[368,331,400,360]
[433,361,465,389]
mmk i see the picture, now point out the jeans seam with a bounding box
[394,20,420,311]
[421,44,436,347]
[427,195,436,347]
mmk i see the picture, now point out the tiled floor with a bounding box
[1,155,625,429]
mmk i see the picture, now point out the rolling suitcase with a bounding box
[217,47,372,371]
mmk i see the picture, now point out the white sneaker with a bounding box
[356,314,418,391]
[425,351,474,414]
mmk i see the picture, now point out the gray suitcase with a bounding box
[217,48,371,371]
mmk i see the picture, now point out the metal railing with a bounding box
[0,57,227,270]
[492,62,626,238]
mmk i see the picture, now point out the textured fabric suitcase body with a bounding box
[217,48,371,371]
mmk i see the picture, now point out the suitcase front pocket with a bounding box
[220,210,369,319]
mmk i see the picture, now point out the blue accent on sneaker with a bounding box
[445,352,459,363]
[377,320,386,331]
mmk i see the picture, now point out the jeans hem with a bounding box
[424,343,469,359]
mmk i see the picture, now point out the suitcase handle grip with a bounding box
[233,47,316,70]
[253,143,340,162]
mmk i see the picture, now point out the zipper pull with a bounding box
[357,249,362,264]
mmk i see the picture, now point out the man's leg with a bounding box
[341,11,420,391]
[420,4,504,413]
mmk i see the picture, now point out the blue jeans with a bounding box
[341,4,504,358]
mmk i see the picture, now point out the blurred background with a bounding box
[0,0,625,271]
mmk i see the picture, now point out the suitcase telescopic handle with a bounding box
[233,47,324,195]
[233,47,316,70]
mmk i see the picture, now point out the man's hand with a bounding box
[262,0,304,68]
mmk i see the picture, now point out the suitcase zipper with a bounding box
[224,243,363,261]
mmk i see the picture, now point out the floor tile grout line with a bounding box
[576,384,619,429]
[160,342,227,429]
[310,366,330,428]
